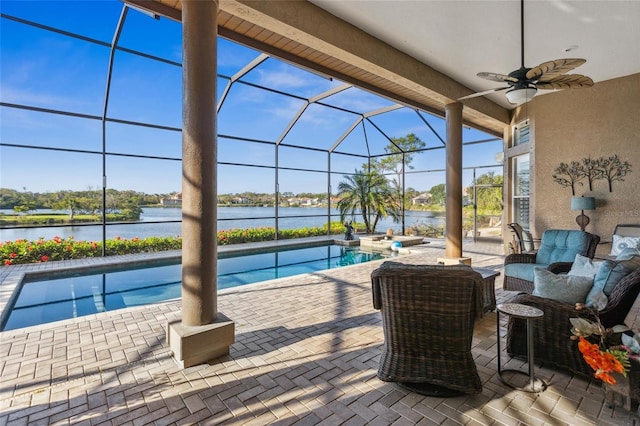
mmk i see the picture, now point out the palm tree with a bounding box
[337,169,401,233]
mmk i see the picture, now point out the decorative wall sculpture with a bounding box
[552,154,632,194]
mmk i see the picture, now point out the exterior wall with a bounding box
[505,73,640,255]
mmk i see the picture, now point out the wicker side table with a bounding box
[496,303,547,393]
[473,267,500,312]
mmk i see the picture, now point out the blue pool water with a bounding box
[2,244,388,331]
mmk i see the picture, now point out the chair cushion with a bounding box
[610,235,640,257]
[532,267,594,304]
[522,229,536,252]
[504,262,549,283]
[536,230,591,265]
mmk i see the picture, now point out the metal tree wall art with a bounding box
[599,154,632,192]
[553,154,632,193]
[582,157,599,191]
[552,161,584,195]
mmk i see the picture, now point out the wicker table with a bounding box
[472,267,500,312]
[496,303,547,393]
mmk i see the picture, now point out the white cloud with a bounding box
[0,86,83,110]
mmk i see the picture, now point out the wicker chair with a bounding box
[504,229,600,293]
[507,222,537,253]
[371,262,484,395]
[506,267,640,378]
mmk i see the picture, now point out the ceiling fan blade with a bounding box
[526,58,587,81]
[458,86,510,101]
[535,74,594,90]
[477,72,518,83]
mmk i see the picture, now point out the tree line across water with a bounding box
[1,134,503,231]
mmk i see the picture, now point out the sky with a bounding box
[0,0,503,196]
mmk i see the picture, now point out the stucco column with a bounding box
[168,0,234,368]
[445,102,463,259]
[181,0,217,326]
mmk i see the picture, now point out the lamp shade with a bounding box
[571,196,596,211]
[505,87,537,105]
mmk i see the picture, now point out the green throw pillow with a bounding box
[532,267,594,304]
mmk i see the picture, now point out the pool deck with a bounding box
[1,237,639,425]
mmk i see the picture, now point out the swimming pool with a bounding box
[2,244,388,331]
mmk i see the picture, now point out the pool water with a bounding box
[2,245,387,331]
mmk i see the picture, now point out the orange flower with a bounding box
[4,260,12,265]
[601,352,625,374]
[577,337,626,384]
[595,371,616,385]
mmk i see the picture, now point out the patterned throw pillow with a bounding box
[610,235,640,257]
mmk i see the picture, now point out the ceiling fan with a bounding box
[459,0,594,105]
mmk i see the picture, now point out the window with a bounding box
[512,154,530,227]
[512,119,530,146]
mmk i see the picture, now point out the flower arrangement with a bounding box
[570,303,640,384]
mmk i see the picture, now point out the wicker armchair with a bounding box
[507,222,537,253]
[504,229,600,293]
[506,267,640,378]
[371,262,484,395]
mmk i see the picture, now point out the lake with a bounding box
[0,207,444,242]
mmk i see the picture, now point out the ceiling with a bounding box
[310,0,640,109]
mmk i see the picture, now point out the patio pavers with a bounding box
[1,239,638,425]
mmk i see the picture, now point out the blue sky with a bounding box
[0,0,503,196]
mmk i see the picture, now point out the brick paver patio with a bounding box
[1,239,638,425]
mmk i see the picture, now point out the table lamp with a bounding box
[571,196,596,231]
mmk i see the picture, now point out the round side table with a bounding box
[496,303,547,393]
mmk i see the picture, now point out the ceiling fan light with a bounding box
[505,87,537,105]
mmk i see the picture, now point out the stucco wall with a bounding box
[517,73,640,254]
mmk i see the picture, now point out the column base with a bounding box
[437,256,472,266]
[167,313,235,368]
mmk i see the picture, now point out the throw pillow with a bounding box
[569,254,603,278]
[532,267,594,304]
[593,256,640,296]
[616,247,640,260]
[586,290,608,311]
[610,235,640,257]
